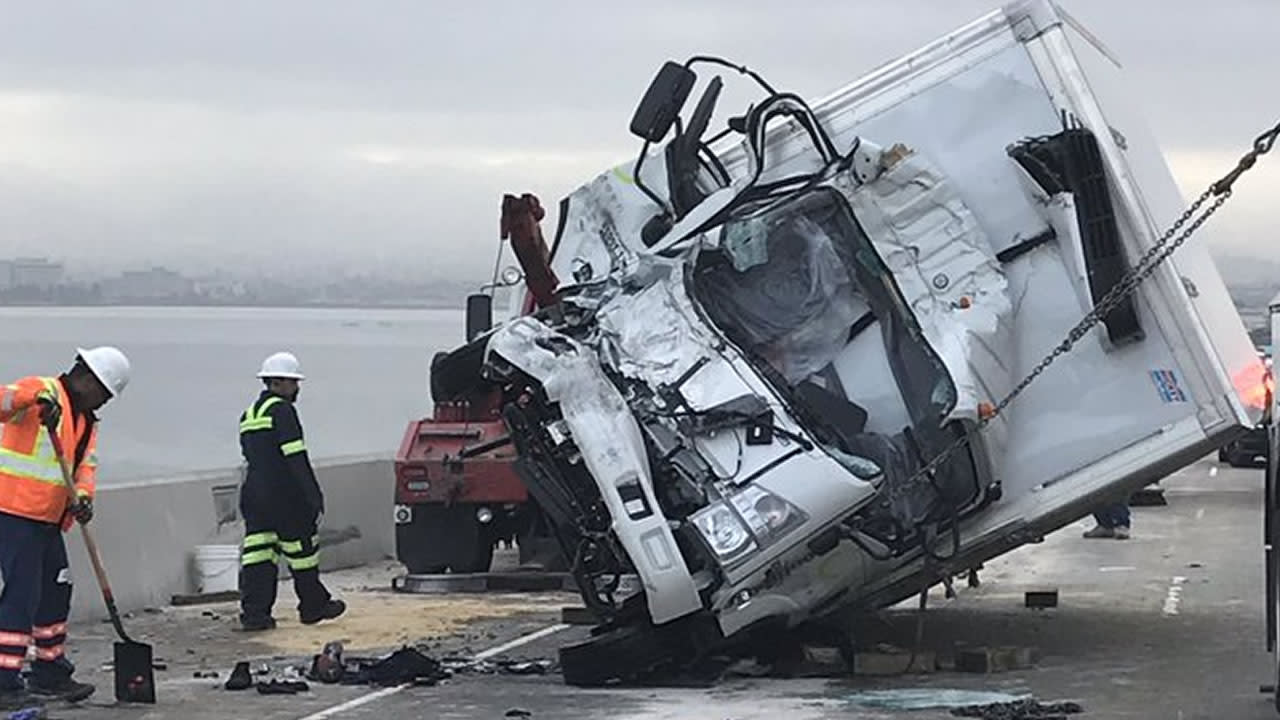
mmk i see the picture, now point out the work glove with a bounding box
[71,494,93,525]
[36,394,61,431]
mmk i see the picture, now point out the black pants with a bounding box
[239,510,331,622]
[0,511,76,690]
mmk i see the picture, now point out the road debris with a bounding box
[306,646,449,687]
[4,709,45,720]
[307,641,345,684]
[950,699,1085,719]
[847,689,1031,711]
[505,709,533,718]
[223,661,252,691]
[255,680,309,695]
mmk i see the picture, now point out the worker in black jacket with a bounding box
[237,351,345,631]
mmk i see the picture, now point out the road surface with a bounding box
[44,455,1275,719]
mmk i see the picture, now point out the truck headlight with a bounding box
[691,487,807,565]
[692,503,757,561]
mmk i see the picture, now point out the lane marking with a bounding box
[298,683,407,719]
[1209,466,1219,478]
[475,623,571,660]
[1195,508,1206,520]
[1162,576,1186,617]
[296,622,570,720]
[1098,566,1136,573]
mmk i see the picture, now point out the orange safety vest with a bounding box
[0,376,97,527]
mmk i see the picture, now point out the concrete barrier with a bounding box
[52,455,396,622]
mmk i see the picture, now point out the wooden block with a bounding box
[1025,590,1058,608]
[853,649,936,676]
[955,645,1039,673]
[560,606,598,626]
[170,591,239,606]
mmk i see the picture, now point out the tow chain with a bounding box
[894,119,1280,503]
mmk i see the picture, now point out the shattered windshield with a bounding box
[691,189,956,439]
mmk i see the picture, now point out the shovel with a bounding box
[47,427,156,704]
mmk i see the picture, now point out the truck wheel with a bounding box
[559,625,670,687]
[1219,447,1229,463]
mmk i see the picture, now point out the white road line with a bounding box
[1196,508,1206,520]
[296,622,570,720]
[1162,576,1187,617]
[1099,566,1136,573]
[298,684,408,720]
[1209,466,1219,478]
[475,623,571,660]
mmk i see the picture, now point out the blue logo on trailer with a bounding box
[1150,369,1187,403]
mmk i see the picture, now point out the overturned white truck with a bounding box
[436,0,1271,684]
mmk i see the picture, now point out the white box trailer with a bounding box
[439,0,1271,684]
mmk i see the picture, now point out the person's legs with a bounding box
[27,527,93,702]
[1112,502,1132,539]
[1092,508,1117,530]
[1084,502,1131,539]
[0,513,42,695]
[239,511,280,630]
[279,517,343,624]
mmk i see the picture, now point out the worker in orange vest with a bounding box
[0,347,130,710]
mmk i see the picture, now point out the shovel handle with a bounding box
[46,426,134,643]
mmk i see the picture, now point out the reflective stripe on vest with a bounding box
[0,378,70,487]
[239,396,282,434]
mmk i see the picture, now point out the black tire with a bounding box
[1219,446,1229,463]
[559,625,670,687]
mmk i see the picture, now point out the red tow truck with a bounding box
[392,194,564,573]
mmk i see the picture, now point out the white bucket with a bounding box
[193,544,241,594]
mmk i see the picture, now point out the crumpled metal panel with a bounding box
[845,146,1014,454]
[486,317,702,624]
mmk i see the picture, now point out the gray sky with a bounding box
[0,0,1275,282]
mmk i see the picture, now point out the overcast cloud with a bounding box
[0,0,1275,281]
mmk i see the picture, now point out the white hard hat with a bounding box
[257,351,305,380]
[76,346,131,397]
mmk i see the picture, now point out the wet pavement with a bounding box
[31,456,1276,719]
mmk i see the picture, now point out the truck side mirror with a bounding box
[465,293,493,341]
[630,61,697,143]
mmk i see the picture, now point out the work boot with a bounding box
[300,599,346,626]
[240,616,277,632]
[27,675,95,703]
[0,686,44,712]
[1113,526,1131,540]
[1082,525,1115,539]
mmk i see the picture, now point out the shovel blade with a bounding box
[113,641,156,704]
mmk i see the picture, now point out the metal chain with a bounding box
[892,120,1280,501]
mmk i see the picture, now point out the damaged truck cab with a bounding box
[430,0,1268,685]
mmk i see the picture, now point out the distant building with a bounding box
[102,266,195,302]
[192,274,246,301]
[8,257,64,290]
